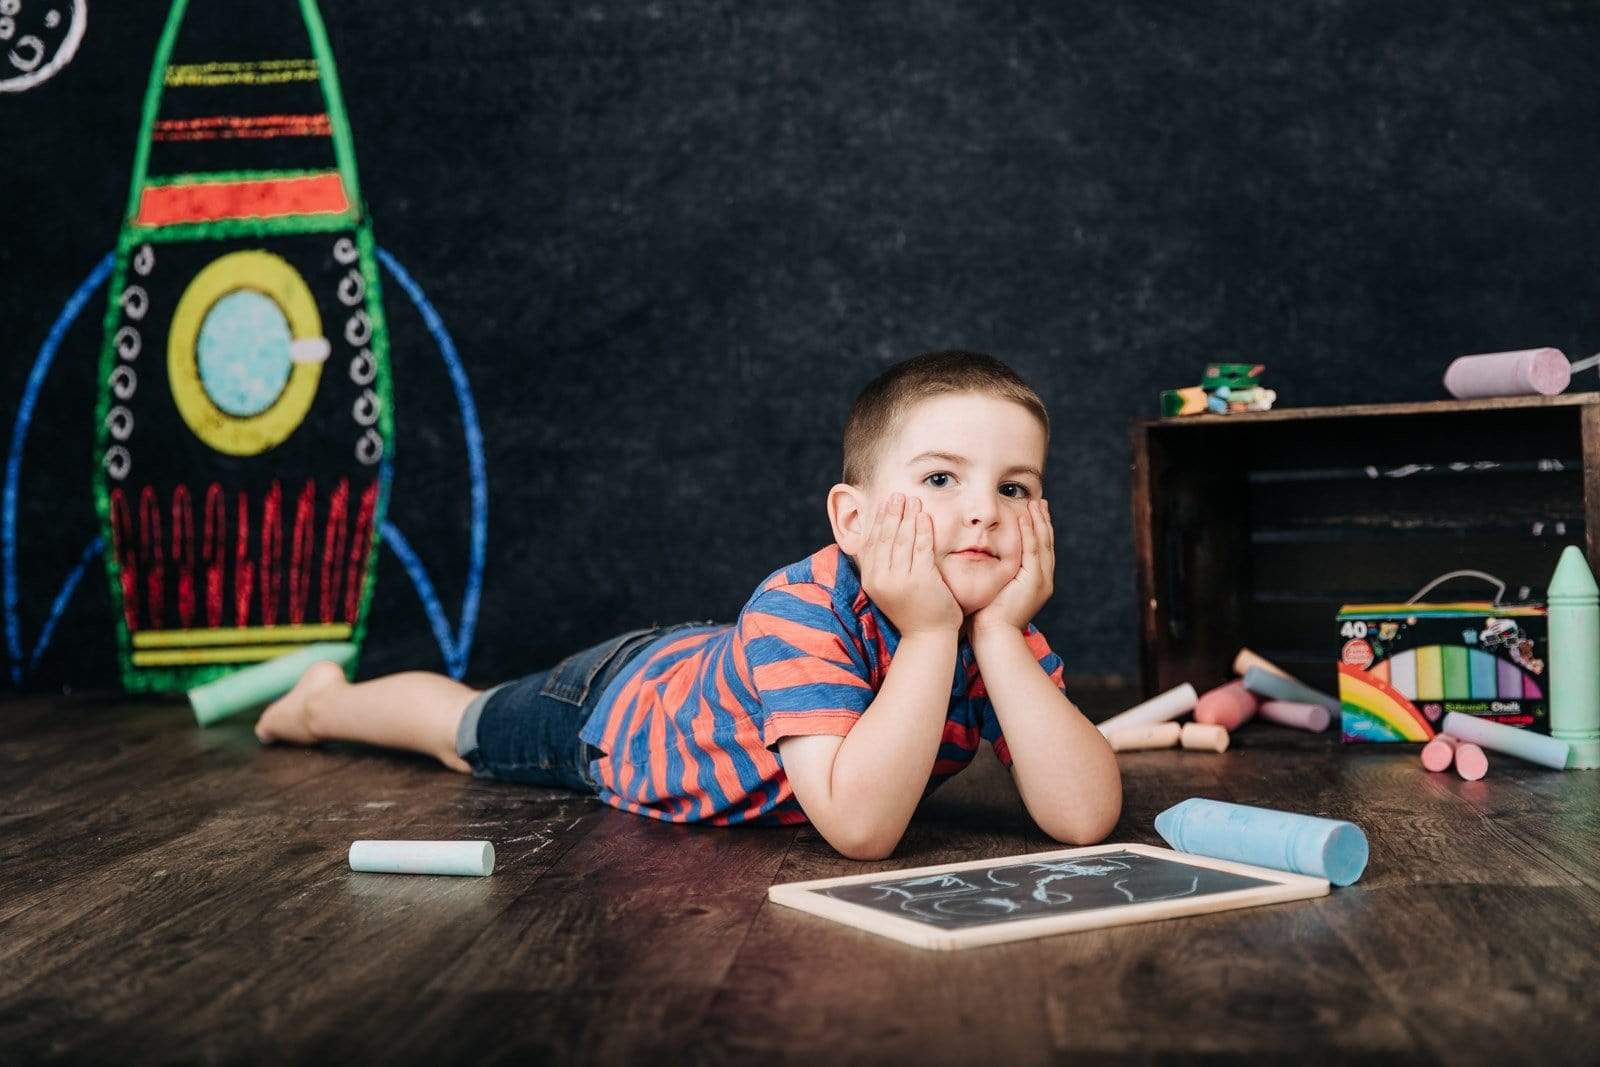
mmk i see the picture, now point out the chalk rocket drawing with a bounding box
[92,0,394,691]
[5,0,485,690]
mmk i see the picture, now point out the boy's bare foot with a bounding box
[255,660,347,746]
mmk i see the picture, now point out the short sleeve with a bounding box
[979,623,1068,768]
[741,584,873,750]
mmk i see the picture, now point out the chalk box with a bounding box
[1335,601,1549,743]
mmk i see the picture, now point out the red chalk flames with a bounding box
[108,478,378,633]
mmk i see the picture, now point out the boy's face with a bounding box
[828,391,1047,621]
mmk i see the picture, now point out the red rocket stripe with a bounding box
[110,489,139,633]
[172,485,195,629]
[135,172,349,226]
[260,482,283,626]
[203,484,225,628]
[344,482,378,623]
[151,113,332,141]
[234,491,254,627]
[139,487,164,631]
[290,480,315,626]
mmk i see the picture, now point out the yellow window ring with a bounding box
[168,249,328,456]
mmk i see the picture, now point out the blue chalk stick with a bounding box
[1241,666,1341,713]
[1155,797,1368,886]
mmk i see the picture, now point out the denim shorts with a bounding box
[455,619,721,792]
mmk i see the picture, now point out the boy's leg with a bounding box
[255,661,477,774]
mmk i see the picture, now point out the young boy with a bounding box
[256,350,1121,859]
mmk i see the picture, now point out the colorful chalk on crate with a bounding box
[1546,546,1600,769]
[1180,722,1229,753]
[1105,722,1182,753]
[1194,679,1258,730]
[1257,700,1331,733]
[1159,362,1276,417]
[1440,711,1570,770]
[188,642,358,726]
[1442,347,1571,400]
[1335,599,1548,743]
[1154,797,1368,887]
[348,840,496,877]
[1095,683,1199,736]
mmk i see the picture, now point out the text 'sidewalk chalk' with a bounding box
[1155,798,1369,886]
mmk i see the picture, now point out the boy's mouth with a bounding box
[953,548,997,560]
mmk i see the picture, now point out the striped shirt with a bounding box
[577,543,1068,826]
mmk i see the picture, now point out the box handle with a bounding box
[1406,569,1507,606]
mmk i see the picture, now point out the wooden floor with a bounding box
[3,685,1598,1064]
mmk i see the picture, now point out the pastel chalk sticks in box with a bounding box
[1335,601,1549,743]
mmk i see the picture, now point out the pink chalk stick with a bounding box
[1420,734,1458,773]
[1454,741,1489,781]
[1258,699,1331,733]
[1194,679,1258,731]
[1443,347,1570,399]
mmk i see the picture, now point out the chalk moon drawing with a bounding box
[0,0,87,92]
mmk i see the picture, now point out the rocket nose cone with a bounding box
[1549,545,1599,598]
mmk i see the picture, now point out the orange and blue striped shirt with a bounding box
[577,543,1068,826]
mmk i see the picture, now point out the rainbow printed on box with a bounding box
[1335,602,1549,743]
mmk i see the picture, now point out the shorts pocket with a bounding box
[539,624,660,707]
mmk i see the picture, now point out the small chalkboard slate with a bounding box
[767,844,1329,951]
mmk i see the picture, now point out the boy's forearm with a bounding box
[828,629,958,857]
[972,626,1122,844]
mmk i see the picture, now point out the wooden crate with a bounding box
[1128,393,1600,699]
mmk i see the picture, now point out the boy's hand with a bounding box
[860,493,963,637]
[967,499,1054,637]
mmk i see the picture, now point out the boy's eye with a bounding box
[922,472,1033,498]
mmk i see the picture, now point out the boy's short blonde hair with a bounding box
[840,350,1050,488]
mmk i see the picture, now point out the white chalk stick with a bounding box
[348,840,496,877]
[1096,683,1199,735]
[1180,722,1230,753]
[1440,711,1570,770]
[1105,721,1183,752]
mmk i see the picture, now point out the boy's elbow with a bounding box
[1046,795,1122,847]
[818,816,903,861]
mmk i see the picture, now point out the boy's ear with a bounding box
[826,482,871,555]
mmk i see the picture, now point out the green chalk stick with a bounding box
[1548,545,1600,768]
[189,643,358,727]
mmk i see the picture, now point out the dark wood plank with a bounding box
[4,687,1599,1063]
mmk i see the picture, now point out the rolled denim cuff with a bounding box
[455,682,509,763]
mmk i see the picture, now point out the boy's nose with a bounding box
[964,496,1000,526]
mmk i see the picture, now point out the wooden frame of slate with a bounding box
[1130,392,1600,701]
[766,843,1328,951]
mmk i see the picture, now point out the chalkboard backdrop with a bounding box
[5,0,1600,692]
